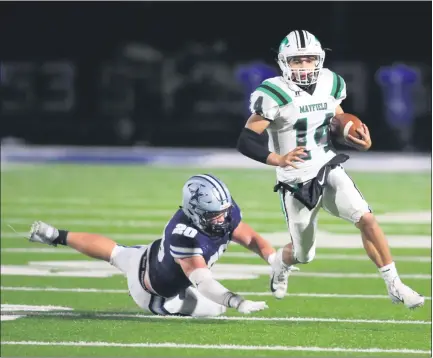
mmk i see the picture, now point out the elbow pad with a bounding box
[189,268,243,308]
[237,127,271,164]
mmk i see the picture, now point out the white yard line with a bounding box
[265,253,430,262]
[2,197,268,210]
[0,310,429,325]
[313,253,431,262]
[2,286,430,300]
[2,207,176,217]
[2,248,431,263]
[2,197,165,206]
[211,252,432,262]
[2,207,284,220]
[4,218,165,228]
[0,163,38,173]
[4,207,430,223]
[263,231,431,248]
[0,286,132,294]
[374,212,431,224]
[1,230,431,248]
[0,232,158,241]
[2,248,79,253]
[281,272,431,279]
[212,264,432,280]
[3,206,432,225]
[0,341,430,355]
[1,262,430,280]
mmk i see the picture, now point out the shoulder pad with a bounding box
[249,78,292,120]
[253,78,293,106]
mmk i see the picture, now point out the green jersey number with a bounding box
[293,113,333,161]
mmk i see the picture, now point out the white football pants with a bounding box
[279,165,371,263]
[109,244,226,317]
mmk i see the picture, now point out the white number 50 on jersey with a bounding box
[158,223,198,262]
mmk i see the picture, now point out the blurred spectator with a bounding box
[235,61,279,117]
[375,63,420,151]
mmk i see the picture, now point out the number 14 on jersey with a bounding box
[293,113,334,160]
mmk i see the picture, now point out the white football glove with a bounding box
[236,300,268,314]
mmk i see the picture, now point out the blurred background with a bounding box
[0,1,431,152]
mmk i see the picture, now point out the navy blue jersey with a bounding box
[147,201,242,298]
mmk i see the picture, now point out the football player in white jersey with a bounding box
[237,30,424,309]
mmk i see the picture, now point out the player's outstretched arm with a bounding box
[237,114,307,169]
[176,255,268,314]
[231,221,276,264]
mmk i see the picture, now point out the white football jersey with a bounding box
[249,68,347,184]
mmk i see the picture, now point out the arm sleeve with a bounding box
[236,128,271,164]
[189,268,243,308]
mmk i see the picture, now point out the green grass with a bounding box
[0,165,431,357]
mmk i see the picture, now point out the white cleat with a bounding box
[28,221,59,246]
[387,278,425,309]
[270,264,299,299]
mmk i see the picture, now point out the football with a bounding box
[330,113,363,144]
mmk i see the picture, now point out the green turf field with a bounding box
[1,165,431,356]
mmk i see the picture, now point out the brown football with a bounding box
[330,113,363,142]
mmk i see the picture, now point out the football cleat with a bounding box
[387,278,425,309]
[270,261,299,299]
[28,221,59,246]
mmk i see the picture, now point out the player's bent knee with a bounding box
[356,212,378,229]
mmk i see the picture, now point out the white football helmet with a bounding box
[277,30,325,86]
